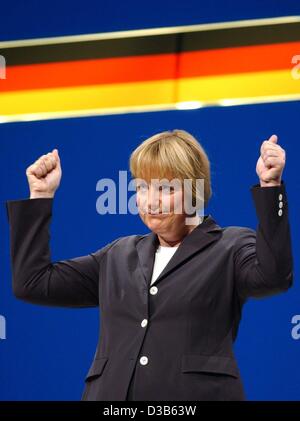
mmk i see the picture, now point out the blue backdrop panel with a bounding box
[1,0,300,41]
[1,0,300,401]
[1,101,299,400]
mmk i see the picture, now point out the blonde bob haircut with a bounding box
[129,129,212,208]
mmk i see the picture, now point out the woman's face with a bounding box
[136,177,191,235]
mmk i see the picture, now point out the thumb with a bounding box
[268,134,278,144]
[52,148,60,161]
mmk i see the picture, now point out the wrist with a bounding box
[30,192,55,199]
[259,180,281,188]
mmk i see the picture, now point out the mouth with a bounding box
[147,211,169,216]
[139,208,170,216]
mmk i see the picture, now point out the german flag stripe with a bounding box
[0,54,177,92]
[179,41,300,78]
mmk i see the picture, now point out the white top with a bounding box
[149,214,204,285]
[150,245,179,285]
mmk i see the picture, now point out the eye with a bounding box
[159,184,174,193]
[137,183,148,192]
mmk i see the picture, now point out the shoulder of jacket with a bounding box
[96,233,145,255]
[212,227,256,259]
[221,225,256,243]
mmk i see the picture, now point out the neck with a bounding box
[158,237,182,247]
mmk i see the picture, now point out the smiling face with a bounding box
[136,175,189,236]
[129,129,212,245]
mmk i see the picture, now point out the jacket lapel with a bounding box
[136,215,223,287]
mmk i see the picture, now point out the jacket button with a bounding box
[150,286,158,295]
[279,201,283,209]
[140,356,148,365]
[279,193,283,201]
[141,319,148,328]
[278,209,283,216]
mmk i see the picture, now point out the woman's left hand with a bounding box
[256,134,286,187]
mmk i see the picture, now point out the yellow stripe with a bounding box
[177,69,300,102]
[0,70,299,122]
[0,80,175,115]
[1,95,300,124]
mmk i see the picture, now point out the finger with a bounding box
[45,151,59,169]
[35,156,48,177]
[29,163,43,179]
[262,150,280,160]
[268,134,278,144]
[47,152,57,166]
[27,152,56,179]
[47,153,57,168]
[261,141,282,155]
[36,161,47,177]
[43,155,55,172]
[263,157,280,168]
[26,164,38,178]
[261,167,280,182]
[52,149,60,163]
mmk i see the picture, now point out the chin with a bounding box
[144,215,168,232]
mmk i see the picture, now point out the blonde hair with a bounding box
[129,129,212,207]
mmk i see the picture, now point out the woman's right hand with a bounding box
[26,149,62,199]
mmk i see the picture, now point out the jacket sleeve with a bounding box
[234,181,293,300]
[6,198,118,308]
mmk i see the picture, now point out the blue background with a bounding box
[0,0,299,400]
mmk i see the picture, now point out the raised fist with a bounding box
[26,149,62,199]
[256,135,285,187]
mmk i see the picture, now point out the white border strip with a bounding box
[0,16,300,49]
[0,94,299,124]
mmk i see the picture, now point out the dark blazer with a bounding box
[6,182,293,401]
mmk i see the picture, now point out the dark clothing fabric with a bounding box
[6,182,293,401]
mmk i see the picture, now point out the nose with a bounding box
[147,184,160,212]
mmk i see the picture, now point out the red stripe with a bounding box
[0,54,177,92]
[179,41,300,77]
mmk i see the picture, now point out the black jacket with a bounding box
[6,182,293,401]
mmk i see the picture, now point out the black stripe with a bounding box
[183,22,300,51]
[1,22,300,66]
[0,34,179,66]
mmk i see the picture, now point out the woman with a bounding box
[6,129,293,401]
